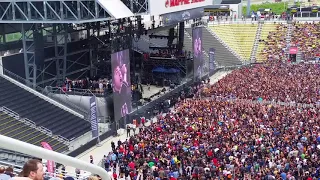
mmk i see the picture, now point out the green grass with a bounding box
[242,2,289,16]
[4,27,52,42]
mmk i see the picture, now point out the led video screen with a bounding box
[193,27,203,80]
[111,49,132,121]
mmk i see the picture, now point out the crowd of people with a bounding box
[291,22,320,61]
[104,98,320,180]
[62,77,112,95]
[204,63,320,104]
[101,61,320,180]
[260,22,320,62]
[259,24,288,62]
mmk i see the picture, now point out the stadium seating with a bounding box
[185,28,242,67]
[292,22,320,61]
[256,23,277,62]
[0,112,68,153]
[0,76,91,140]
[0,149,32,167]
[257,24,288,62]
[210,24,258,61]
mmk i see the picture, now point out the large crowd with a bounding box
[259,24,288,62]
[103,62,320,180]
[204,63,320,104]
[101,22,320,180]
[291,22,320,61]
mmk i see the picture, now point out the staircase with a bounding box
[205,26,244,63]
[0,76,91,141]
[296,52,302,62]
[285,23,293,61]
[250,22,263,63]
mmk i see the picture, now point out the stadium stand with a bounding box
[257,23,288,62]
[0,111,68,153]
[256,23,278,62]
[210,24,258,61]
[185,27,242,67]
[0,76,91,140]
[291,22,320,61]
[0,149,31,167]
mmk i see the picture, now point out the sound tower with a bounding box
[178,22,185,52]
[167,28,175,47]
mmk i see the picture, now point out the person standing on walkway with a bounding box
[90,155,93,164]
[126,125,131,137]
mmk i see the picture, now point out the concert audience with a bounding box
[259,24,288,62]
[105,99,320,179]
[291,22,320,61]
[205,63,320,104]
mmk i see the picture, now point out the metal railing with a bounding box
[0,106,20,119]
[0,65,86,119]
[207,96,320,108]
[0,106,70,145]
[46,86,109,100]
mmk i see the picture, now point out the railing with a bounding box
[0,106,70,146]
[0,135,111,180]
[47,86,110,100]
[0,65,86,119]
[207,96,320,108]
[43,86,90,119]
[36,126,53,136]
[0,106,20,119]
[21,118,37,128]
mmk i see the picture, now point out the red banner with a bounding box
[41,142,55,173]
[289,47,298,54]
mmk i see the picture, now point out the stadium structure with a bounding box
[0,0,319,178]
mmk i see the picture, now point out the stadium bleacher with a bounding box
[210,24,258,61]
[256,23,288,62]
[0,76,91,141]
[0,112,68,153]
[256,23,278,62]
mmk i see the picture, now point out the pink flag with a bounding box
[41,142,55,173]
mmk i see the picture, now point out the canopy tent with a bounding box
[152,67,180,74]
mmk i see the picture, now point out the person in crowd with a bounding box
[126,125,131,137]
[87,176,99,180]
[18,159,44,180]
[90,155,93,164]
[0,166,11,180]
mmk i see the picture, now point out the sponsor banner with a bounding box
[149,0,211,15]
[40,142,55,173]
[90,96,99,138]
[162,8,204,26]
[209,48,216,73]
[289,47,298,54]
